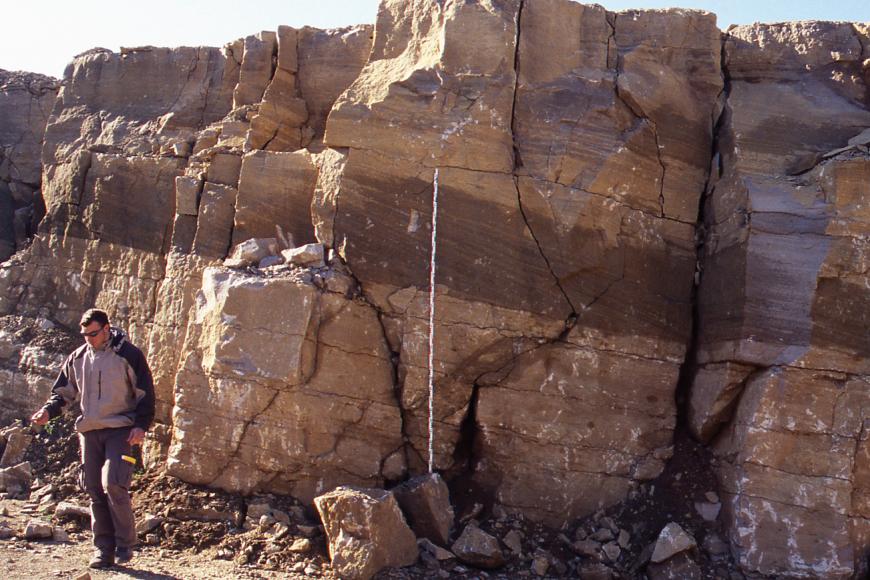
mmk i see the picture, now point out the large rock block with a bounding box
[322,0,721,523]
[314,486,418,580]
[233,150,317,246]
[297,25,372,140]
[715,367,868,578]
[0,316,81,427]
[475,341,678,524]
[167,267,405,499]
[232,32,277,108]
[326,0,518,173]
[246,26,309,151]
[393,473,454,546]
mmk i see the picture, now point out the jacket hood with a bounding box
[107,326,127,351]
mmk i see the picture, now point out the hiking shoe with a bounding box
[116,546,134,564]
[88,549,114,568]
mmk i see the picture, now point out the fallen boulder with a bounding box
[314,486,418,580]
[281,243,324,267]
[451,524,505,569]
[393,473,453,546]
[650,522,697,563]
[0,462,32,494]
[54,502,90,519]
[23,519,53,540]
[225,237,278,267]
[0,427,32,467]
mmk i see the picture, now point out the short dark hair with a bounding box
[80,308,110,328]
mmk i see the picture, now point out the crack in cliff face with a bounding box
[508,0,576,317]
[509,0,525,172]
[674,32,732,437]
[514,177,578,315]
[208,385,281,487]
[608,16,668,220]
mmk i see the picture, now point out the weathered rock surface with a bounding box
[650,522,696,563]
[393,473,453,546]
[23,519,53,540]
[692,20,870,578]
[0,461,32,494]
[166,266,405,498]
[0,70,58,261]
[451,524,505,569]
[0,426,32,467]
[0,4,868,580]
[314,486,418,580]
[322,0,721,525]
[0,316,76,427]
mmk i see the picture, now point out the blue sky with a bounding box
[3,0,869,78]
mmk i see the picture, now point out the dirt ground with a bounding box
[0,497,309,580]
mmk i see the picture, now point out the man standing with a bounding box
[31,308,154,569]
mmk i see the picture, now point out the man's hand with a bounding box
[126,427,146,446]
[30,408,49,426]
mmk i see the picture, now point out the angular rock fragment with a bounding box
[393,473,454,546]
[451,525,505,569]
[23,519,52,540]
[314,486,418,580]
[693,501,721,522]
[167,267,405,497]
[174,175,203,217]
[418,538,454,561]
[647,552,703,580]
[55,502,90,519]
[0,428,32,467]
[282,243,324,268]
[135,514,163,535]
[650,523,696,563]
[0,462,32,493]
[227,237,277,267]
[233,150,317,246]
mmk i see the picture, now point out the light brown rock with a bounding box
[23,519,53,540]
[650,523,696,563]
[282,243,324,268]
[687,362,756,443]
[0,429,32,467]
[166,267,405,498]
[0,70,58,260]
[451,524,505,569]
[0,462,32,493]
[314,486,418,580]
[690,21,870,578]
[174,176,202,216]
[297,25,372,141]
[246,26,309,152]
[55,502,90,519]
[393,473,454,546]
[233,150,317,246]
[233,32,277,108]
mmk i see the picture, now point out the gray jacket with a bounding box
[44,327,155,433]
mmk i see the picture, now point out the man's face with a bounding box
[81,321,109,349]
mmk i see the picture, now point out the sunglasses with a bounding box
[81,327,106,338]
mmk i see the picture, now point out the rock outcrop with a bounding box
[324,0,722,524]
[0,70,58,261]
[690,21,870,578]
[0,2,868,579]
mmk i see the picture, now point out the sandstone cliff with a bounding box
[0,70,58,261]
[0,1,868,578]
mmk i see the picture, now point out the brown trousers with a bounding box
[80,427,137,551]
